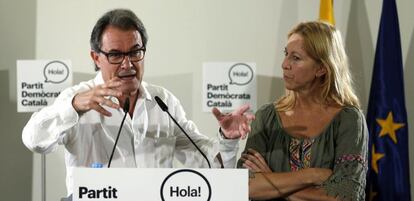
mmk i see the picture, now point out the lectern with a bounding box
[73,168,248,201]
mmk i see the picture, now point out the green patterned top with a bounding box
[238,103,368,201]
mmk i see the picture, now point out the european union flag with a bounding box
[366,0,411,200]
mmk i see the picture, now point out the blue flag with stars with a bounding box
[366,0,411,200]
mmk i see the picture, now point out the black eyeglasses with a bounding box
[98,48,146,64]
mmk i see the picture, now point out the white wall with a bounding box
[0,0,36,201]
[13,0,414,200]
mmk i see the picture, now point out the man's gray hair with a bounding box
[90,8,148,71]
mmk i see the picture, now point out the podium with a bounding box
[73,168,248,201]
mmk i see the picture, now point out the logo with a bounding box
[43,60,70,84]
[160,169,211,201]
[228,63,253,86]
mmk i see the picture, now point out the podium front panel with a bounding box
[73,168,248,201]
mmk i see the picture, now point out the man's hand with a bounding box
[72,78,123,116]
[212,104,255,139]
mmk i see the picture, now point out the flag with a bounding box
[319,0,335,25]
[366,0,411,200]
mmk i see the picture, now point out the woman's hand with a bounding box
[241,148,272,173]
[308,168,332,185]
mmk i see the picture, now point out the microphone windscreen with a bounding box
[154,96,168,111]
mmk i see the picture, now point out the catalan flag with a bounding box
[366,0,411,200]
[319,0,335,25]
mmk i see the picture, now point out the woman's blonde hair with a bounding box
[276,21,360,111]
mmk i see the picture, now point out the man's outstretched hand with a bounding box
[212,104,255,139]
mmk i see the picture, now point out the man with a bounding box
[22,8,254,195]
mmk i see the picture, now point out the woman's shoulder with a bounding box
[256,102,278,117]
[338,106,365,122]
[253,102,281,126]
[334,105,368,139]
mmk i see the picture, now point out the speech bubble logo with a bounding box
[160,169,211,201]
[228,63,253,85]
[43,60,69,84]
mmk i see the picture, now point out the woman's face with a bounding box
[281,33,325,92]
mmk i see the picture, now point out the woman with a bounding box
[238,21,368,201]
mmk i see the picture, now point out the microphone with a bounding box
[108,98,130,168]
[154,96,211,168]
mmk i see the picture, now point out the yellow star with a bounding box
[371,145,384,174]
[369,185,377,201]
[376,111,405,143]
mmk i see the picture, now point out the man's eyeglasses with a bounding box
[98,48,146,64]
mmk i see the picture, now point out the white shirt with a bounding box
[22,72,239,195]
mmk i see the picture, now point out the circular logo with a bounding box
[43,60,70,84]
[160,169,211,201]
[228,63,254,86]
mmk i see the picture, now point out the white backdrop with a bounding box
[1,0,413,200]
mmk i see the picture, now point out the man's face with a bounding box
[91,25,145,96]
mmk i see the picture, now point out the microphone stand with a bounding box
[108,98,130,168]
[154,96,211,168]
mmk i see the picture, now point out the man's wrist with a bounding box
[219,127,230,139]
